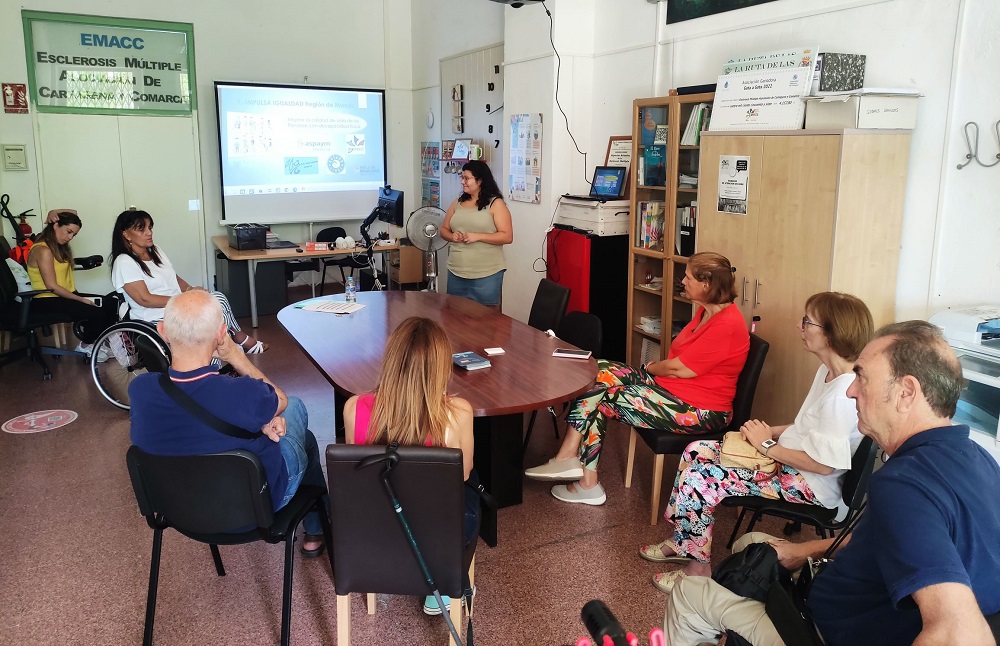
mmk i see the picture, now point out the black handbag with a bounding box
[765,501,868,645]
[712,541,789,602]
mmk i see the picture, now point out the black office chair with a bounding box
[527,279,570,333]
[0,256,84,380]
[126,446,334,646]
[624,333,769,525]
[720,434,879,548]
[326,444,477,646]
[522,311,603,456]
[316,226,371,295]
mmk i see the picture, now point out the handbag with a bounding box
[712,541,788,602]
[765,501,868,645]
[719,431,778,474]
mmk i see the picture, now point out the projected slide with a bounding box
[216,83,386,197]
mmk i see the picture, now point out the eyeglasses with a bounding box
[801,316,824,330]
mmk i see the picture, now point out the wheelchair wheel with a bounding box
[90,322,171,410]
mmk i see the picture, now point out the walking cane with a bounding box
[358,443,465,646]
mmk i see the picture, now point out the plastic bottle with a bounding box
[345,276,357,302]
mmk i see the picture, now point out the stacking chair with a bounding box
[326,444,477,646]
[522,311,603,456]
[624,333,769,524]
[0,256,83,379]
[526,278,570,333]
[125,446,334,646]
[720,435,879,548]
[317,226,370,295]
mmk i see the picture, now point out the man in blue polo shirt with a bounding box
[129,290,327,556]
[664,320,1000,645]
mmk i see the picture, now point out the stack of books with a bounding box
[636,201,665,250]
[265,230,280,245]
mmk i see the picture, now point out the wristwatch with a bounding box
[760,439,777,456]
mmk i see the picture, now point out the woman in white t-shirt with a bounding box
[640,292,873,594]
[110,209,267,353]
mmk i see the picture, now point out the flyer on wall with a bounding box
[717,155,750,214]
[509,113,542,204]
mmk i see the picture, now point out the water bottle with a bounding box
[345,276,357,302]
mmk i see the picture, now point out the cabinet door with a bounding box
[696,135,763,324]
[752,135,841,423]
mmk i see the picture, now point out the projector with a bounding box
[488,0,544,6]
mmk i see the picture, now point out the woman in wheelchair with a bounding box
[26,210,116,354]
[342,316,477,616]
[640,292,874,594]
[109,209,267,353]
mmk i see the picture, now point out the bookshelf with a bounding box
[626,91,714,366]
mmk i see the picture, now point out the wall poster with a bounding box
[717,155,750,214]
[22,11,196,115]
[509,113,542,204]
[420,141,441,208]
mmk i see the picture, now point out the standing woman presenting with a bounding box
[440,160,513,308]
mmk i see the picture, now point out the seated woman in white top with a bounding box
[109,209,267,353]
[640,292,874,594]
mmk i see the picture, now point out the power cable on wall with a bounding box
[541,1,589,186]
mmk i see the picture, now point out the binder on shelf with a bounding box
[637,201,665,250]
[680,103,709,146]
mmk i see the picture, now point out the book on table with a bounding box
[453,351,491,370]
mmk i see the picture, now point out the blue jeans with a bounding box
[447,269,505,307]
[277,397,328,536]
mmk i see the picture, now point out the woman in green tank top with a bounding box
[440,161,513,308]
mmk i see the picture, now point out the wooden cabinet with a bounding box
[626,93,714,367]
[389,245,424,287]
[697,130,912,423]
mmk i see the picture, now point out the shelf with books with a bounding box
[626,91,714,366]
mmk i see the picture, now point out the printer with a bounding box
[929,306,1000,457]
[929,305,1000,356]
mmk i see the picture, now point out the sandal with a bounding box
[652,569,687,594]
[639,539,692,564]
[240,337,269,354]
[300,533,325,558]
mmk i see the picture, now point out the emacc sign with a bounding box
[23,12,195,114]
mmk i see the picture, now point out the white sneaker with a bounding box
[74,342,92,356]
[95,345,111,363]
[109,333,132,367]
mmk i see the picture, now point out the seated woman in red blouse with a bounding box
[525,252,749,506]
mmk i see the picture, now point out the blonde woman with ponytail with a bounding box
[343,316,477,615]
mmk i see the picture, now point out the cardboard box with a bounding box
[804,94,919,130]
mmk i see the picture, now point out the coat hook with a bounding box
[957,120,1000,170]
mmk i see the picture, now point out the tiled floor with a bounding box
[0,293,795,645]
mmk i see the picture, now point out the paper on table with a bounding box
[298,300,365,314]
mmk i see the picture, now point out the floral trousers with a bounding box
[666,440,823,563]
[564,360,730,471]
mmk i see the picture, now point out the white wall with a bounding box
[500,0,996,322]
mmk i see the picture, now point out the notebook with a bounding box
[562,166,627,202]
[453,351,491,370]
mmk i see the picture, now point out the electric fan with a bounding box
[405,206,448,292]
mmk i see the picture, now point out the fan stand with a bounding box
[424,249,439,292]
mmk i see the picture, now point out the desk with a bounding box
[277,291,597,546]
[211,236,399,328]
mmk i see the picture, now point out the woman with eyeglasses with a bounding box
[440,160,513,308]
[641,291,873,594]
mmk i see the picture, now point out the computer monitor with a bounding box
[376,186,404,226]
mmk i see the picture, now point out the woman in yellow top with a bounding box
[440,160,513,308]
[26,211,116,354]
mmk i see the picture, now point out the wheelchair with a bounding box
[89,308,171,411]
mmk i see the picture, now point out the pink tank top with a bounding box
[353,393,434,446]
